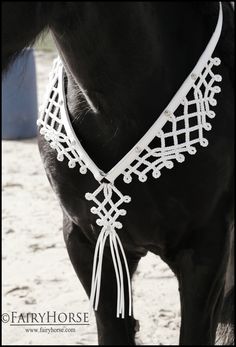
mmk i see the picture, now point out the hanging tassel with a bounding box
[89,225,132,318]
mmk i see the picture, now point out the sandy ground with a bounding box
[2,50,180,345]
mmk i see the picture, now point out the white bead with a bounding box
[191,73,197,81]
[152,169,161,179]
[68,160,76,168]
[213,86,221,93]
[123,175,132,184]
[96,219,103,226]
[213,57,221,66]
[39,128,46,135]
[165,161,174,169]
[57,153,64,161]
[139,174,147,182]
[80,166,87,174]
[215,74,222,82]
[200,138,209,147]
[91,207,97,214]
[115,222,122,229]
[85,193,92,200]
[135,146,142,153]
[124,195,131,203]
[164,109,171,116]
[209,98,217,106]
[204,123,212,131]
[176,154,185,163]
[188,147,197,155]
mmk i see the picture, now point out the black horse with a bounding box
[2,2,234,345]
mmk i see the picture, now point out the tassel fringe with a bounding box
[90,226,132,318]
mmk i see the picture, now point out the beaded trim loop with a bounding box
[37,2,223,318]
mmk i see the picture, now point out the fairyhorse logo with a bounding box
[2,311,89,326]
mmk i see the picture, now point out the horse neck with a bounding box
[50,2,219,170]
[2,2,53,73]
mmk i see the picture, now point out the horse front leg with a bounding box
[167,221,231,345]
[63,213,140,345]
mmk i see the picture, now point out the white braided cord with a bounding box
[37,3,223,318]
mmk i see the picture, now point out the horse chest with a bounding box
[39,132,217,255]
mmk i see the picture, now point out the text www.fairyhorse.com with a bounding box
[2,311,90,333]
[25,326,77,334]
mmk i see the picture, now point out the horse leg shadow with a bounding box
[63,213,140,345]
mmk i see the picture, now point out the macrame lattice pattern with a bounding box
[85,183,132,318]
[37,59,88,174]
[122,57,222,184]
[85,183,131,229]
[37,37,223,317]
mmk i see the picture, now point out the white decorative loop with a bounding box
[213,57,221,65]
[85,192,92,200]
[39,127,46,135]
[188,147,197,155]
[85,183,132,317]
[209,98,217,106]
[138,174,147,182]
[214,74,222,82]
[121,56,222,183]
[176,154,185,163]
[123,195,131,203]
[91,207,97,214]
[57,153,64,162]
[200,138,209,147]
[85,183,130,230]
[68,160,76,168]
[207,110,216,118]
[123,174,132,184]
[165,161,174,169]
[115,221,123,229]
[96,219,103,226]
[213,86,221,93]
[152,169,161,179]
[37,57,88,176]
[79,166,87,174]
[37,1,223,319]
[203,123,212,131]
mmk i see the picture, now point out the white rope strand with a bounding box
[89,225,132,319]
[89,227,109,313]
[38,3,223,319]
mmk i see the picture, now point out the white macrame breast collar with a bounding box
[37,3,223,318]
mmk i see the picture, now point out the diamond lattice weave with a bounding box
[37,3,223,318]
[122,57,222,184]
